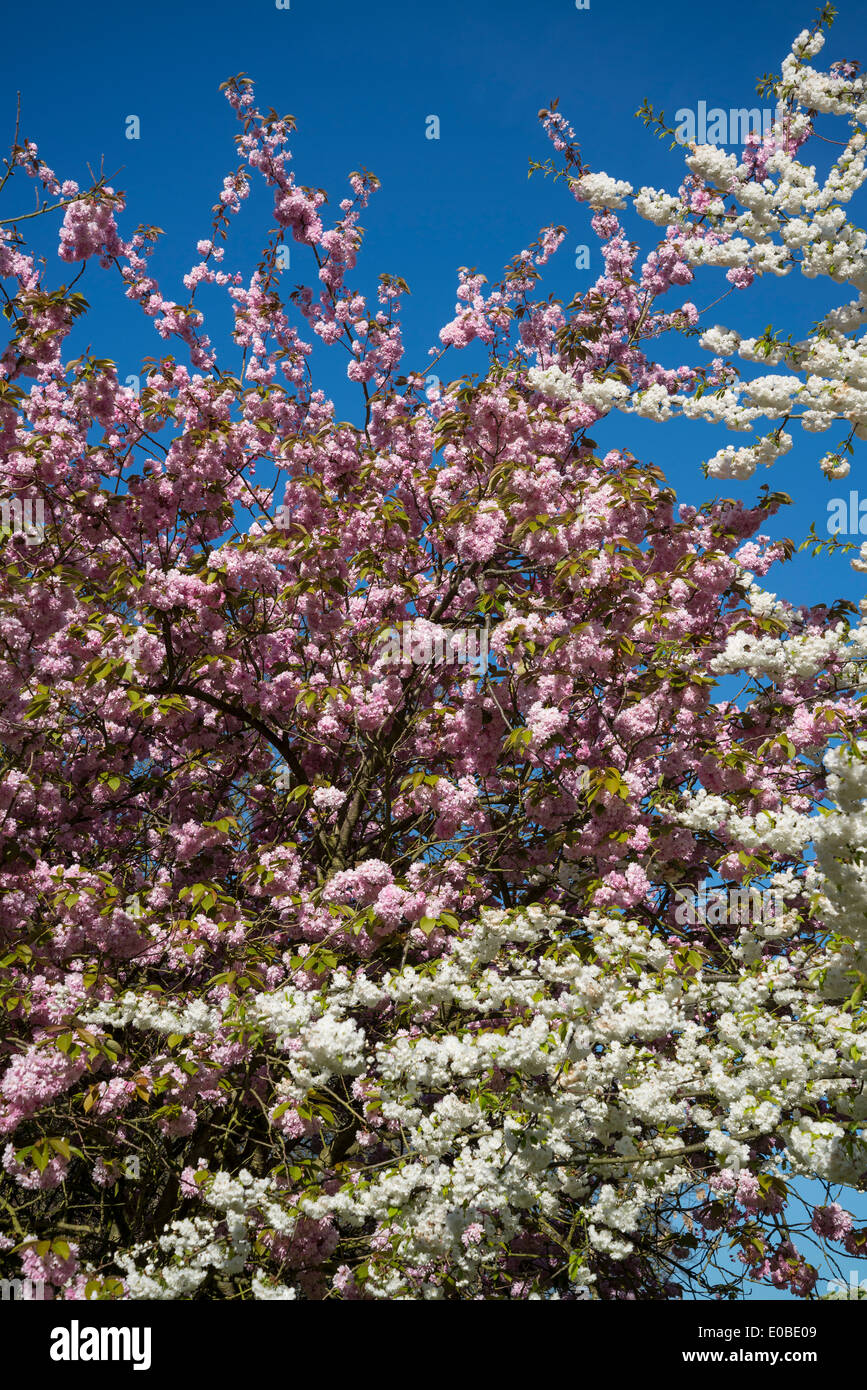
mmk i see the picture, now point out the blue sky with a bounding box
[4,0,867,1299]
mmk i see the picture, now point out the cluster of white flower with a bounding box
[98,726,867,1297]
[526,365,582,403]
[630,383,676,421]
[528,366,630,419]
[81,991,227,1037]
[249,984,366,1089]
[231,884,867,1288]
[578,377,631,414]
[673,736,867,1005]
[116,1217,228,1299]
[113,1169,297,1300]
[551,28,867,476]
[704,431,793,479]
[682,235,754,269]
[710,593,866,680]
[685,146,740,191]
[699,325,741,357]
[574,172,634,209]
[634,186,683,225]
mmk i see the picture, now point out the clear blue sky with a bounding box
[4,0,867,1298]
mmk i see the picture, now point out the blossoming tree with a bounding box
[3,15,867,1300]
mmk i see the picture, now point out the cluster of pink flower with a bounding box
[57,195,125,267]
